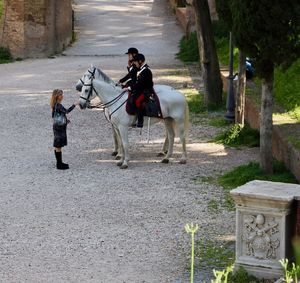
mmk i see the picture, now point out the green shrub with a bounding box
[176,32,199,62]
[0,47,13,64]
[228,267,261,283]
[212,19,230,40]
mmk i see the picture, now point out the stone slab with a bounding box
[231,180,300,202]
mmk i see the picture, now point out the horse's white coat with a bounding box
[77,67,189,168]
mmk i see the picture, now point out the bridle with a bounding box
[79,68,97,103]
[80,68,128,119]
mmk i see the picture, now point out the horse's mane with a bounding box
[96,67,115,85]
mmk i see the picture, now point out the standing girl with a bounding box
[50,89,78,170]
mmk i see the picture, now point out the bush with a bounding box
[176,32,199,62]
[0,47,13,64]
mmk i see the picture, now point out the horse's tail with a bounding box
[184,101,189,140]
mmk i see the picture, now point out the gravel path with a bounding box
[0,1,259,282]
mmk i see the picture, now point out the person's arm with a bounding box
[119,72,132,84]
[56,103,76,114]
[119,66,138,84]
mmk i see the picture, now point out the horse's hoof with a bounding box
[117,161,123,166]
[120,164,128,169]
[161,158,169,164]
[157,152,165,157]
[111,151,118,156]
[179,159,187,164]
[115,155,122,160]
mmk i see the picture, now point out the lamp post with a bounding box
[225,32,235,121]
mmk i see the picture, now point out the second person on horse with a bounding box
[126,53,154,128]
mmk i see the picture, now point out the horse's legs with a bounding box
[178,120,187,164]
[157,129,169,157]
[114,128,124,166]
[118,125,130,169]
[111,125,119,157]
[162,118,175,164]
[115,127,122,160]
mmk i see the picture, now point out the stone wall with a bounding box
[0,0,72,58]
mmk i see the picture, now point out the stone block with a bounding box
[231,180,300,279]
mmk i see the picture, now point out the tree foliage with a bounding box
[215,0,300,78]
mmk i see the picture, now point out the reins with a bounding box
[81,77,128,120]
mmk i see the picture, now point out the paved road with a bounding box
[0,1,259,282]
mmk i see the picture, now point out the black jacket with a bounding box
[119,64,138,87]
[52,103,76,147]
[130,64,153,95]
[52,103,75,119]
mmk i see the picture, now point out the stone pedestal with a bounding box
[231,180,300,279]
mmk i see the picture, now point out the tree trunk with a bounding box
[260,64,274,174]
[235,50,246,125]
[193,0,223,108]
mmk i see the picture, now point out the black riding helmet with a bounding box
[125,47,139,54]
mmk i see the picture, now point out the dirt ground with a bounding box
[0,0,259,282]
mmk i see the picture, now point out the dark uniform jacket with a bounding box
[130,64,153,97]
[119,64,138,87]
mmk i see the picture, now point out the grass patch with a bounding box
[195,238,235,271]
[0,0,3,19]
[288,136,300,150]
[218,160,298,211]
[274,58,300,116]
[215,37,239,70]
[207,199,219,213]
[218,160,298,190]
[0,47,13,64]
[213,123,260,148]
[209,117,233,127]
[183,88,206,114]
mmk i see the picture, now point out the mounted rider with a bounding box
[126,53,154,128]
[118,47,139,88]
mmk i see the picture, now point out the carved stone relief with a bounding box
[242,214,280,260]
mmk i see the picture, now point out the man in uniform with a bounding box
[118,47,139,88]
[126,53,154,128]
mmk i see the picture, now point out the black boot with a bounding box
[54,151,69,170]
[136,108,144,128]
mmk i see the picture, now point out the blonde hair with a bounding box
[50,89,63,110]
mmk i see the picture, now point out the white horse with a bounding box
[77,66,189,169]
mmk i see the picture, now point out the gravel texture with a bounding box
[0,0,259,282]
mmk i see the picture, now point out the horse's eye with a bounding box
[85,89,89,93]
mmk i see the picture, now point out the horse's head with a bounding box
[76,65,97,92]
[79,76,97,110]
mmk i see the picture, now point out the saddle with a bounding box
[126,90,163,118]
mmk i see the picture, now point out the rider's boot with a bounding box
[55,151,69,170]
[136,108,144,128]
